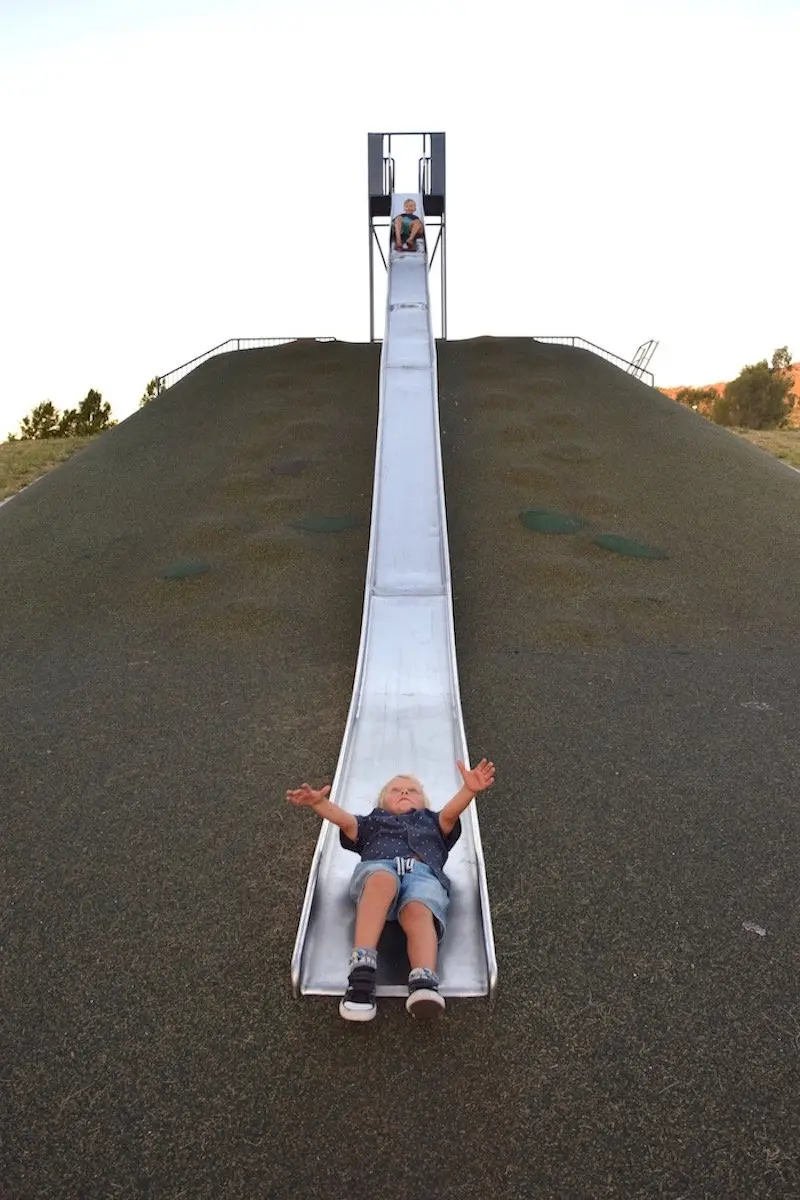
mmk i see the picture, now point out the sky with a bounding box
[1,0,797,435]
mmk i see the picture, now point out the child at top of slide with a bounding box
[393,197,424,252]
[287,757,495,1022]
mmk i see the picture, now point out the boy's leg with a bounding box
[393,215,404,248]
[399,905,445,1018]
[406,219,424,250]
[397,874,447,1018]
[397,899,438,971]
[354,869,397,948]
[340,867,398,1023]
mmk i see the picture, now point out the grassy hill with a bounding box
[0,435,98,501]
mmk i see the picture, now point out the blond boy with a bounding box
[393,198,425,252]
[287,758,495,1021]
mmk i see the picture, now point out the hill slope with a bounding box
[3,337,800,1198]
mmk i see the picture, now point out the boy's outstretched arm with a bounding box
[286,783,358,843]
[438,758,496,837]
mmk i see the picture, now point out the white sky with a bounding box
[1,0,797,435]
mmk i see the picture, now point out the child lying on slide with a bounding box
[287,758,496,1022]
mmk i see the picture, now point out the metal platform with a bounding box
[290,192,497,1000]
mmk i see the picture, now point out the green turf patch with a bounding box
[592,534,667,559]
[291,515,359,533]
[160,560,213,580]
[519,508,586,534]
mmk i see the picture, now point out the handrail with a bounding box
[533,336,656,387]
[631,339,659,379]
[156,334,654,393]
[156,337,335,392]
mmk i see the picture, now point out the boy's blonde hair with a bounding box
[376,773,430,810]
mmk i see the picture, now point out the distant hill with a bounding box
[661,363,800,427]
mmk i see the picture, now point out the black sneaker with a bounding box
[405,968,445,1018]
[339,965,377,1023]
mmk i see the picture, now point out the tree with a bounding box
[139,376,163,408]
[712,348,795,429]
[673,386,719,417]
[11,389,115,440]
[19,401,61,440]
[58,406,78,436]
[59,389,115,437]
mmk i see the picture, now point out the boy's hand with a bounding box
[456,758,496,794]
[286,783,331,809]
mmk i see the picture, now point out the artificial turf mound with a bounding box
[4,337,799,1197]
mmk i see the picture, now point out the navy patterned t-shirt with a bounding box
[339,808,462,895]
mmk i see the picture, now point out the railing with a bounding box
[418,152,431,194]
[156,333,655,392]
[383,154,395,196]
[156,337,336,392]
[533,336,656,387]
[630,339,659,379]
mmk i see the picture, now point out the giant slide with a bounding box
[291,194,497,999]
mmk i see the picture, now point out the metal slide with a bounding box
[291,194,497,999]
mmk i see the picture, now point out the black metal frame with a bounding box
[368,132,447,342]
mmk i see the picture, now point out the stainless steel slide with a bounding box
[291,193,497,999]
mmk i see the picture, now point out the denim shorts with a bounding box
[349,859,450,941]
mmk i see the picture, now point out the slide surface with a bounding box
[291,194,497,997]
